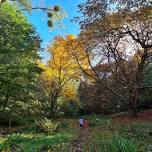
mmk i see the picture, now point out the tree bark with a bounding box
[49,91,59,120]
[128,87,138,117]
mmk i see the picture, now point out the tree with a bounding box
[0,0,63,28]
[0,2,42,126]
[75,0,152,117]
[78,63,129,114]
[0,0,32,11]
[0,1,65,126]
[38,35,88,119]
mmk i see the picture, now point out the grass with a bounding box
[88,115,152,152]
[0,112,151,151]
[94,134,137,152]
[0,119,75,152]
[0,132,72,151]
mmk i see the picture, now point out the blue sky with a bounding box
[26,0,84,61]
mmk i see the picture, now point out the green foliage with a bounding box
[96,135,137,152]
[0,118,74,151]
[0,2,42,120]
[0,110,22,126]
[16,0,32,11]
[0,0,32,11]
[35,118,59,134]
[59,101,82,117]
[139,94,152,109]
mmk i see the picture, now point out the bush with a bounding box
[35,118,59,134]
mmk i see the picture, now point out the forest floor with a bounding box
[0,109,152,151]
[65,128,90,152]
[87,109,152,152]
[64,109,152,152]
[112,109,152,123]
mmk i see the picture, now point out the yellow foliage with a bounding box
[37,61,47,70]
[39,35,89,100]
[62,83,77,100]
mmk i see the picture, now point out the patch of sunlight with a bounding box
[7,133,35,139]
[0,137,7,144]
[20,133,34,138]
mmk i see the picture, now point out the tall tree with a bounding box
[0,2,42,125]
[74,0,152,117]
[38,35,88,119]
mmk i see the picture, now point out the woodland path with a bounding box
[62,128,97,152]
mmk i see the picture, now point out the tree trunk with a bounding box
[9,119,12,131]
[128,87,138,118]
[50,91,59,120]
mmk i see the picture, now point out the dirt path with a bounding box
[67,128,89,152]
[63,128,97,152]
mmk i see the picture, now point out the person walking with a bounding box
[84,119,88,128]
[79,118,84,128]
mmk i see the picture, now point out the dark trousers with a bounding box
[80,124,84,127]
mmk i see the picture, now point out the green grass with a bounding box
[0,118,76,152]
[88,116,152,152]
[0,131,73,151]
[0,114,151,152]
[94,134,137,152]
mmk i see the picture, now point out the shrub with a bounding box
[35,118,59,134]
